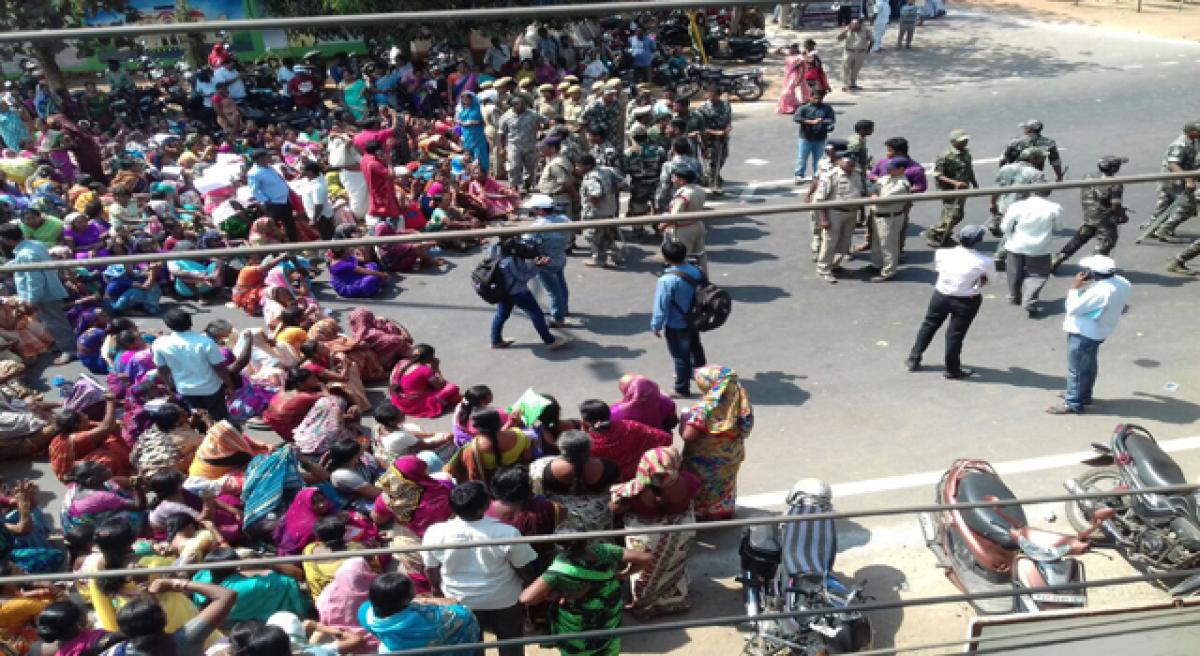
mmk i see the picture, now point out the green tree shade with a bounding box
[255,0,566,50]
[0,0,132,89]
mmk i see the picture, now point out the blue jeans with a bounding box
[795,137,825,177]
[536,267,569,322]
[1064,332,1102,410]
[492,290,555,345]
[664,326,706,395]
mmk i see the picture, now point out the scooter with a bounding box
[920,459,1112,614]
[738,479,873,655]
[1064,424,1200,579]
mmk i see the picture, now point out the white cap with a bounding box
[1079,254,1116,274]
[522,194,555,210]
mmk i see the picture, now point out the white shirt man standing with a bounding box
[423,481,537,656]
[1000,193,1061,317]
[1047,255,1131,415]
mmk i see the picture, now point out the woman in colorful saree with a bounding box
[680,365,753,521]
[610,446,700,619]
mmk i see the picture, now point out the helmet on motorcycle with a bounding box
[787,478,831,507]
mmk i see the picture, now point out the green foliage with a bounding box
[0,0,132,56]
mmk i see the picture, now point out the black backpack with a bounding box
[471,251,509,304]
[670,269,731,332]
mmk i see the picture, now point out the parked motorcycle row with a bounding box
[741,424,1198,654]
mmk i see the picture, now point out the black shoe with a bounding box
[1025,305,1039,318]
[905,357,921,372]
[993,259,1006,272]
[944,368,975,380]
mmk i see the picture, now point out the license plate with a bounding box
[1030,593,1086,605]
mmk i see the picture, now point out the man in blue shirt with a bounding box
[793,89,836,183]
[651,240,707,397]
[525,194,572,328]
[247,149,298,242]
[490,238,571,352]
[0,224,74,363]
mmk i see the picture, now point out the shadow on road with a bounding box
[1088,391,1200,425]
[741,370,810,406]
[851,563,908,649]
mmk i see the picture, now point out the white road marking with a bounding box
[738,183,760,201]
[1160,61,1180,66]
[1122,64,1145,70]
[738,434,1200,509]
[744,158,770,166]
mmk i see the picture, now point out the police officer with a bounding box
[990,147,1048,269]
[806,139,850,260]
[695,86,733,194]
[625,123,668,239]
[1051,156,1127,273]
[562,85,584,125]
[657,137,704,215]
[536,138,577,219]
[1001,119,1064,182]
[924,129,978,247]
[1147,120,1200,242]
[498,96,547,192]
[535,84,562,123]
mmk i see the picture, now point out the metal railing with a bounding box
[2,170,1196,273]
[1,0,784,43]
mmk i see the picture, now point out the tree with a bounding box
[0,0,132,90]
[256,0,561,51]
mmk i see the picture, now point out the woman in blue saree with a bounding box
[359,572,479,656]
[455,91,488,173]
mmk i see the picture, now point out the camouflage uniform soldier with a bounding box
[989,148,1048,268]
[924,129,978,247]
[576,153,624,267]
[579,94,614,148]
[625,124,667,238]
[1052,156,1127,272]
[695,88,733,194]
[1148,121,1200,242]
[646,113,672,150]
[656,138,704,213]
[625,85,655,146]
[585,124,624,171]
[1001,120,1064,181]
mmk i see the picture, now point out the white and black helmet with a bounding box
[787,478,832,507]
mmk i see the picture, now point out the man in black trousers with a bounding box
[905,225,996,379]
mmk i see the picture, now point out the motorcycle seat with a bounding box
[1124,433,1187,488]
[957,472,1027,549]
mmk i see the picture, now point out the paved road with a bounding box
[13,9,1200,654]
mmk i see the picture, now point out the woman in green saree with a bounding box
[519,538,650,656]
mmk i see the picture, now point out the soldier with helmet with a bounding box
[924,129,978,247]
[1001,119,1064,182]
[1147,120,1200,243]
[1051,156,1128,273]
[624,123,668,239]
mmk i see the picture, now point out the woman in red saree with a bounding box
[388,344,461,419]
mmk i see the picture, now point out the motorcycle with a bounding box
[738,479,873,655]
[701,26,770,63]
[920,459,1113,614]
[674,64,765,101]
[1064,424,1200,581]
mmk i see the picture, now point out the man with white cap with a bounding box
[1047,254,1131,414]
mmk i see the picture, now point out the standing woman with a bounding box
[38,116,75,184]
[339,69,369,122]
[519,537,651,656]
[610,447,700,619]
[455,91,489,173]
[776,44,804,115]
[679,366,754,521]
[799,40,830,104]
[56,115,106,183]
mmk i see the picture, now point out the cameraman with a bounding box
[1046,255,1131,415]
[489,237,570,351]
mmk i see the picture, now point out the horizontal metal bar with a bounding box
[0,0,766,43]
[384,566,1200,655]
[2,170,1195,273]
[9,482,1193,586]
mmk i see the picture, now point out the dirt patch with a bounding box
[958,0,1200,42]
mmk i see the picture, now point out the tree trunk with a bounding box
[185,35,207,68]
[31,44,67,91]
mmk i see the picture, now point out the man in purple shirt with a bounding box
[869,137,927,255]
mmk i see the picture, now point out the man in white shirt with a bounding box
[152,308,233,421]
[906,225,995,379]
[423,481,536,656]
[1000,192,1061,317]
[483,37,511,74]
[296,161,334,239]
[1047,255,1131,415]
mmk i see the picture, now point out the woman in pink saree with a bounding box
[777,41,830,113]
[315,557,380,651]
[466,165,520,220]
[388,344,461,419]
[777,44,805,115]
